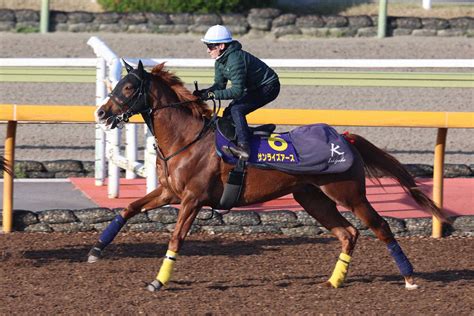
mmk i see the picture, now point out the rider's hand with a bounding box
[193,89,214,101]
[205,91,215,100]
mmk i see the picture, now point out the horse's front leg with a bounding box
[147,194,201,292]
[87,186,179,263]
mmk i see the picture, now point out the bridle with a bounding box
[108,71,152,129]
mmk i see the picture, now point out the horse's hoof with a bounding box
[146,280,163,292]
[87,247,102,263]
[405,280,419,290]
[404,276,419,290]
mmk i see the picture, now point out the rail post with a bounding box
[2,121,17,233]
[107,129,121,198]
[125,125,138,179]
[377,0,388,38]
[423,0,432,10]
[432,128,447,238]
[145,126,157,193]
[94,57,107,186]
[40,0,49,33]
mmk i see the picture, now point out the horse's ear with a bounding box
[137,60,144,77]
[122,59,133,73]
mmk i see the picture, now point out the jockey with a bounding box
[193,24,280,161]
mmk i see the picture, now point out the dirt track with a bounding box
[0,33,473,165]
[0,232,473,314]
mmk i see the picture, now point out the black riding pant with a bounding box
[223,81,280,145]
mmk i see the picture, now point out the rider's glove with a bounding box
[193,88,215,101]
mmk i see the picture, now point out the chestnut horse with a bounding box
[90,60,447,292]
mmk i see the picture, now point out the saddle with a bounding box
[215,117,355,210]
[217,117,276,140]
[216,117,277,210]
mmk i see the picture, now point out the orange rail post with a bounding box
[432,128,447,238]
[2,121,17,233]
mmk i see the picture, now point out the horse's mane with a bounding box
[151,63,213,119]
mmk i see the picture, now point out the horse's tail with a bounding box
[343,133,449,223]
[1,155,11,175]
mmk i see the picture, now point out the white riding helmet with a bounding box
[201,25,233,44]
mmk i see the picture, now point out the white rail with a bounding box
[0,58,96,67]
[2,58,472,68]
[124,58,474,68]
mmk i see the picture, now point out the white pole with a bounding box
[94,125,106,186]
[423,0,432,10]
[378,0,388,38]
[125,124,138,179]
[40,0,49,33]
[107,128,121,198]
[145,126,157,193]
[94,57,107,186]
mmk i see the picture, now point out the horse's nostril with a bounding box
[97,110,105,119]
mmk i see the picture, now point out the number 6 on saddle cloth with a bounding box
[216,117,354,210]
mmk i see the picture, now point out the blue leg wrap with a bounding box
[387,240,414,276]
[99,214,126,247]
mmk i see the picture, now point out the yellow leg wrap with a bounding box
[328,253,352,288]
[156,250,178,286]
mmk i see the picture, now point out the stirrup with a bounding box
[228,145,250,161]
[221,145,233,157]
[221,145,249,161]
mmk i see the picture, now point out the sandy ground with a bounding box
[1,232,473,314]
[0,33,473,165]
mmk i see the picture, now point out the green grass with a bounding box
[15,25,39,33]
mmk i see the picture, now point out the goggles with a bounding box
[206,43,220,50]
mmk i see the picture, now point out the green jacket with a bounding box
[210,41,279,100]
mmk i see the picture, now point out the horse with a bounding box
[90,60,448,292]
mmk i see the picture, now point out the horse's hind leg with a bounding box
[87,186,179,263]
[293,186,359,288]
[353,199,418,289]
[321,182,418,290]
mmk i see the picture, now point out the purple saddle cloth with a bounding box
[215,122,354,174]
